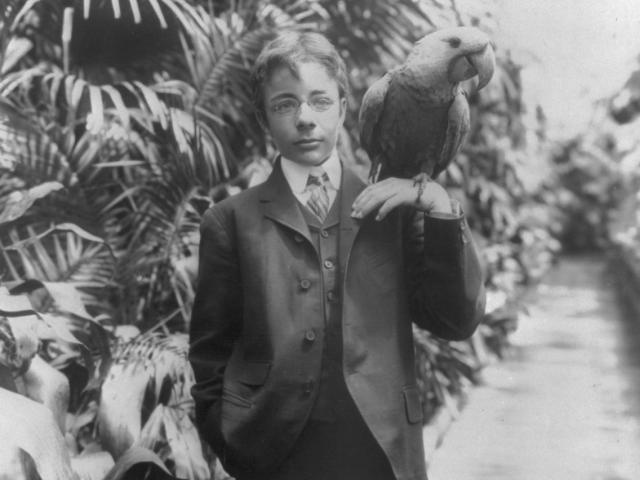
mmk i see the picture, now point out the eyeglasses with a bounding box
[269,96,336,116]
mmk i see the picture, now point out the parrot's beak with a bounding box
[448,43,495,91]
[470,44,495,90]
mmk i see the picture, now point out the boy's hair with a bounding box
[251,30,350,119]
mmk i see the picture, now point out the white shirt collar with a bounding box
[280,150,342,195]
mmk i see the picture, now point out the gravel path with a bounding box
[427,255,640,480]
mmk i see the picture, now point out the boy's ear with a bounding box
[339,97,347,121]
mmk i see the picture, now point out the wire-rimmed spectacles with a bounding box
[269,96,336,116]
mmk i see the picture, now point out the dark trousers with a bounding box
[236,399,396,480]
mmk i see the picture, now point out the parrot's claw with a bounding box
[412,173,432,205]
[412,172,432,188]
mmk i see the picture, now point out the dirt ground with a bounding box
[428,255,640,480]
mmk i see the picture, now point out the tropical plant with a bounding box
[0,286,195,479]
[595,63,640,318]
[609,62,640,250]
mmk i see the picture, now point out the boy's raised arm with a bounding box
[403,208,486,340]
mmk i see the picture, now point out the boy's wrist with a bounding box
[414,182,453,215]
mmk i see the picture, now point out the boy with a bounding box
[189,31,485,480]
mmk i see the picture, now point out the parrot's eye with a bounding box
[448,37,461,48]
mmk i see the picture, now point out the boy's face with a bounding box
[262,61,346,167]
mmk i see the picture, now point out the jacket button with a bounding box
[300,279,311,290]
[303,379,315,395]
[327,291,338,303]
[294,234,304,243]
[320,229,329,238]
[304,329,316,342]
[323,259,334,269]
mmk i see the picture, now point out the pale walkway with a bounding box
[428,256,640,480]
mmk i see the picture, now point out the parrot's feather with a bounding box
[359,73,391,154]
[437,90,470,177]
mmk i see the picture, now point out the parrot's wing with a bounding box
[358,73,391,154]
[435,89,470,177]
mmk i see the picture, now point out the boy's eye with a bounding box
[271,99,299,115]
[310,97,334,111]
[269,96,336,116]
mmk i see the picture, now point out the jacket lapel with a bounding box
[260,157,367,266]
[260,158,312,243]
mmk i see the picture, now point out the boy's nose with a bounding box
[295,102,316,129]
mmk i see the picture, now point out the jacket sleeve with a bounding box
[188,206,242,453]
[403,207,486,340]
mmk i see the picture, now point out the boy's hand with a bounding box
[351,177,452,221]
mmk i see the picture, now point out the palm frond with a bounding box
[0,0,28,27]
[1,36,34,74]
[0,181,63,225]
[138,404,210,479]
[71,0,208,80]
[1,67,173,133]
[169,105,230,185]
[0,97,76,187]
[306,0,435,68]
[103,446,176,480]
[0,0,38,69]
[109,153,203,325]
[40,310,112,395]
[1,225,115,319]
[76,0,206,37]
[98,332,195,459]
[1,0,68,73]
[1,63,224,193]
[0,287,40,374]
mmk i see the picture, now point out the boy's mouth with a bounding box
[295,138,322,148]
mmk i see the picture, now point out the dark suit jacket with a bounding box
[189,160,486,480]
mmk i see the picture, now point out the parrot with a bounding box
[359,26,496,188]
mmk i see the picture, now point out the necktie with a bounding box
[305,170,331,222]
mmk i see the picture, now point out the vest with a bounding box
[297,190,352,422]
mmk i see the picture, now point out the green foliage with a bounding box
[608,63,640,251]
[603,62,640,319]
[549,134,623,251]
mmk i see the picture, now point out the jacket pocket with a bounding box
[222,388,253,408]
[402,385,424,424]
[238,361,271,386]
[221,361,271,409]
